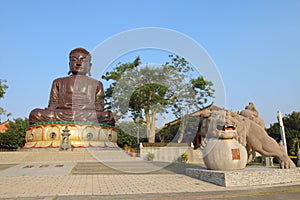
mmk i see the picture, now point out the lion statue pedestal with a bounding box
[24,122,118,149]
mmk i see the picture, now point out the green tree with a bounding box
[156,123,180,143]
[119,121,147,139]
[0,79,8,99]
[114,65,185,143]
[117,121,147,147]
[116,129,137,148]
[118,121,147,147]
[156,116,201,144]
[267,111,300,155]
[284,112,300,155]
[102,55,214,143]
[0,118,29,148]
[0,79,11,122]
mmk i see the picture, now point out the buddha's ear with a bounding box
[68,62,72,75]
[88,63,92,76]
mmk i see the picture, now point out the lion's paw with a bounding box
[280,158,296,169]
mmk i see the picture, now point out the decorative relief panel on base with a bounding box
[24,122,118,149]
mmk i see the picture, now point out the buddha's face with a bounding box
[69,52,92,75]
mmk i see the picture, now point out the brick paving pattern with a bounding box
[0,150,299,199]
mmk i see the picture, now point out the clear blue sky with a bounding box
[1,0,300,127]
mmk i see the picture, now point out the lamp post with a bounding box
[137,120,140,147]
[278,111,288,154]
[135,117,140,149]
[297,142,300,167]
[136,117,145,156]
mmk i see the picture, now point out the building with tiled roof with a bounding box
[162,104,221,128]
[0,120,9,133]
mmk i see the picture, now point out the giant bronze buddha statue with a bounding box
[29,48,115,125]
[25,48,117,149]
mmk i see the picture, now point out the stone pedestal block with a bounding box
[186,166,300,187]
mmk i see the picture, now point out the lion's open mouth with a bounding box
[223,125,235,131]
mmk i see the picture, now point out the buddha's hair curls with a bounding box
[69,48,91,59]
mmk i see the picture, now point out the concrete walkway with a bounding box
[0,150,299,199]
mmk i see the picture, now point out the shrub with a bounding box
[180,153,188,163]
[147,152,155,160]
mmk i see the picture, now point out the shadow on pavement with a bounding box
[71,161,206,175]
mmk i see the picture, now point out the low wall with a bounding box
[139,146,203,163]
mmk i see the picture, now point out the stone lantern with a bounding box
[59,126,71,151]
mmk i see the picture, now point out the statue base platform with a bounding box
[24,122,118,149]
[186,166,300,187]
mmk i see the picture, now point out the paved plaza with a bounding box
[0,150,299,199]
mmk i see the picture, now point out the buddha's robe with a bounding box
[29,75,115,125]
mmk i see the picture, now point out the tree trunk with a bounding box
[146,112,152,143]
[148,111,156,143]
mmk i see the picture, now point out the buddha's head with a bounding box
[68,48,92,76]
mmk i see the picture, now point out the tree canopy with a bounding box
[0,117,28,148]
[117,121,147,148]
[267,111,300,155]
[102,55,214,143]
[0,79,8,99]
[0,79,11,122]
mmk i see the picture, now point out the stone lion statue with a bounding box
[200,102,296,169]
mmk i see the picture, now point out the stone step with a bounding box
[71,161,204,175]
[0,150,96,163]
[87,149,142,162]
